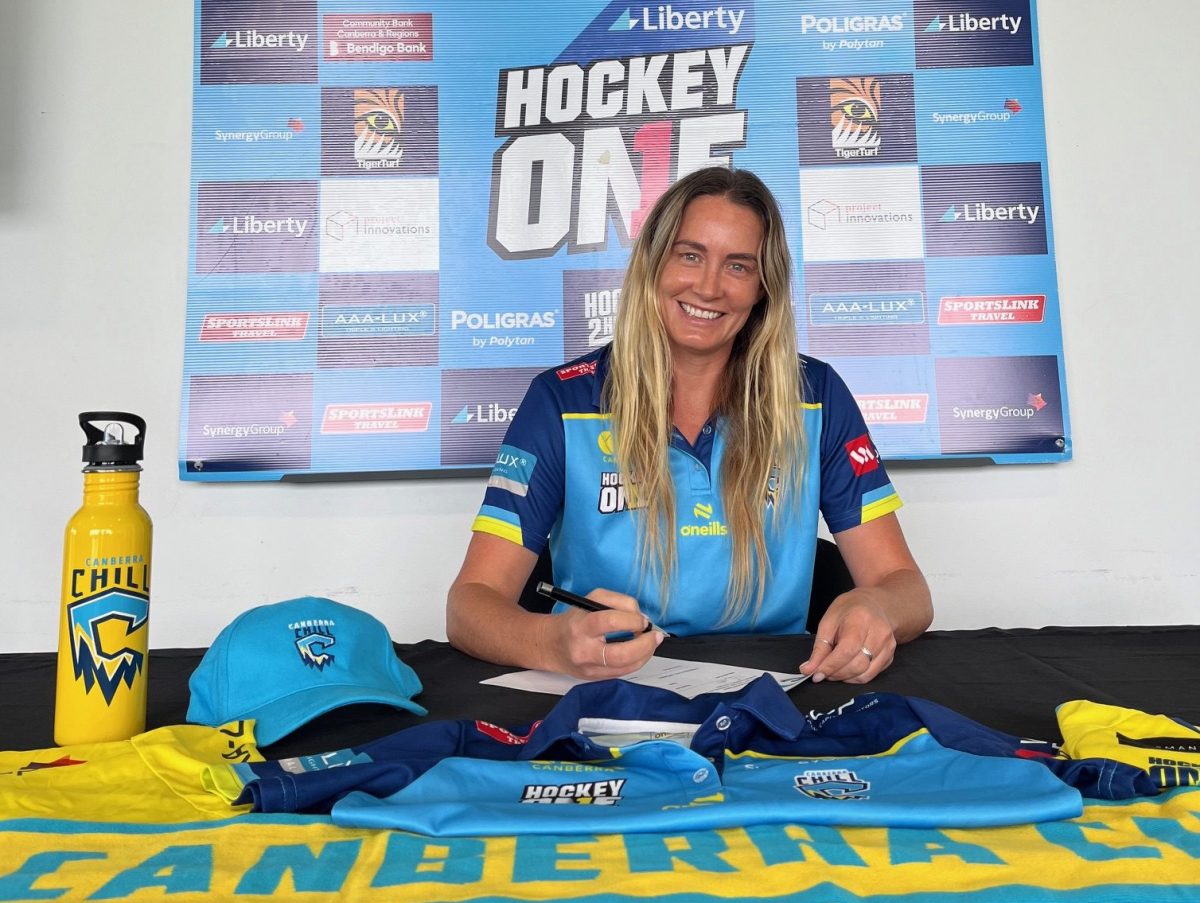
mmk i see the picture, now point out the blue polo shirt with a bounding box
[472,345,901,635]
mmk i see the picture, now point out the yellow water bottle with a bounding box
[55,412,152,745]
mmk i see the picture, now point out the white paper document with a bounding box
[480,656,810,699]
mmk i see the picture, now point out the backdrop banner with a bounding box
[181,0,1071,481]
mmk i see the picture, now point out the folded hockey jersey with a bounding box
[207,677,1120,831]
[1058,699,1200,792]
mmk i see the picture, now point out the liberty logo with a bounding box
[67,591,149,706]
[291,618,336,670]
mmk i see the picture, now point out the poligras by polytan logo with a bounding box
[621,4,747,35]
[449,310,557,330]
[211,29,310,51]
[800,13,904,34]
[924,12,1022,35]
[452,403,517,425]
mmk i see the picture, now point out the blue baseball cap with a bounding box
[187,596,427,745]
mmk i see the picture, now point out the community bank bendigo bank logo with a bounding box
[291,618,335,670]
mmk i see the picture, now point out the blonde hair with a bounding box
[604,166,805,625]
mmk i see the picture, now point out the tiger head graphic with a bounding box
[354,88,405,162]
[829,77,882,150]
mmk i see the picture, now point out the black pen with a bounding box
[536,581,672,637]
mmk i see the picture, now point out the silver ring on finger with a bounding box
[817,637,834,648]
[860,647,875,662]
[601,644,609,668]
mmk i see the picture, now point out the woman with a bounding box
[446,166,931,683]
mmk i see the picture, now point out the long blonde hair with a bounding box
[604,167,805,624]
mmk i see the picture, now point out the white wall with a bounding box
[2,1,1197,654]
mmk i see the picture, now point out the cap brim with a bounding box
[245,682,428,746]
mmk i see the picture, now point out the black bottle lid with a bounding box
[79,412,146,467]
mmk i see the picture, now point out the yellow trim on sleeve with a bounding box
[561,412,609,420]
[862,493,903,524]
[471,514,524,546]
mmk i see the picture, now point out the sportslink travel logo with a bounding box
[856,394,930,425]
[796,74,916,166]
[291,617,335,670]
[922,163,1047,257]
[938,294,1045,324]
[321,403,432,434]
[200,312,310,342]
[915,0,1033,69]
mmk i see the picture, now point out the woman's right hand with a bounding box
[540,588,663,679]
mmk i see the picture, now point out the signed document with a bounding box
[481,656,809,699]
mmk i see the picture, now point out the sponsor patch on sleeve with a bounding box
[844,433,881,477]
[556,360,597,381]
[487,444,537,497]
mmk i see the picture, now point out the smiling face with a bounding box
[656,193,765,369]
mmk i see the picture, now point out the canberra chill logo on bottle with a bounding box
[66,557,150,705]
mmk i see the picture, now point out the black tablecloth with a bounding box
[4,625,1197,757]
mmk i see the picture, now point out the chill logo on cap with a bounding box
[292,618,336,670]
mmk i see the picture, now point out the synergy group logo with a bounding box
[563,269,623,359]
[440,368,540,466]
[196,181,318,275]
[935,355,1063,454]
[800,166,923,262]
[796,73,916,165]
[185,374,313,473]
[200,0,317,84]
[915,0,1033,69]
[922,163,1047,257]
[321,86,439,176]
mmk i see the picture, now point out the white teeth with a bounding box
[680,302,721,320]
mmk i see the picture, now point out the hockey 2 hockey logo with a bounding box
[845,433,880,477]
[292,618,336,670]
[66,591,149,706]
[794,768,870,800]
[520,778,626,805]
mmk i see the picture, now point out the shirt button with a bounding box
[694,464,701,472]
[715,715,732,731]
[702,425,712,435]
[693,768,710,783]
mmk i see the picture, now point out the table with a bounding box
[2,626,1199,902]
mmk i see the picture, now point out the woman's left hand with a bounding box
[799,587,898,684]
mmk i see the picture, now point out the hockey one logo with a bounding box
[291,618,336,670]
[830,77,881,158]
[794,768,870,800]
[520,778,626,805]
[353,88,405,170]
[66,591,149,706]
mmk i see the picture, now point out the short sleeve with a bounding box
[814,362,903,535]
[470,374,566,553]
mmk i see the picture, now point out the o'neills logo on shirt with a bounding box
[321,402,432,433]
[520,779,626,805]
